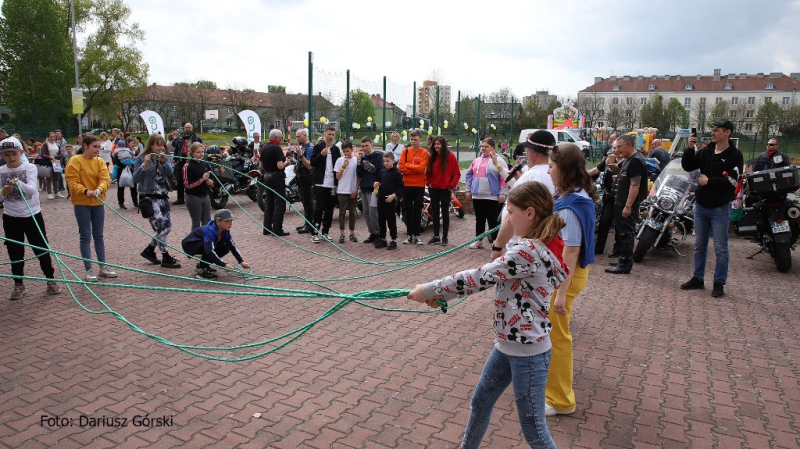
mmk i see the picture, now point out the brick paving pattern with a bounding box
[1,187,799,448]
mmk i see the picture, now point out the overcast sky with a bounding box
[8,0,799,107]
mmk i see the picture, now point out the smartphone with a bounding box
[691,127,697,136]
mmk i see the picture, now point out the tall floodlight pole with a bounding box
[71,0,82,135]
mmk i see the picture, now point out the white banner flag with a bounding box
[237,110,262,143]
[139,110,165,137]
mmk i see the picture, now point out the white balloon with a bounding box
[373,137,380,143]
[304,112,309,119]
[419,119,425,125]
[385,121,392,127]
[352,123,358,129]
[402,135,408,141]
[366,122,372,127]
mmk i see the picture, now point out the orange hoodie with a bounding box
[398,146,429,188]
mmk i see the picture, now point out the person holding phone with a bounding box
[133,134,180,269]
[680,120,743,298]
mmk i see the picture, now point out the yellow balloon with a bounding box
[464,124,469,129]
[367,116,373,122]
[471,128,477,134]
[402,130,408,135]
[303,118,309,126]
[320,116,327,123]
[444,123,448,129]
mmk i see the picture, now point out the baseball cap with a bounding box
[0,137,23,152]
[522,130,556,155]
[214,209,235,221]
[708,118,734,132]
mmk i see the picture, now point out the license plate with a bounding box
[771,221,791,234]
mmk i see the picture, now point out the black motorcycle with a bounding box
[733,166,800,272]
[632,159,698,263]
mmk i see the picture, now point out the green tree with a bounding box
[778,105,800,139]
[666,98,689,131]
[268,85,286,94]
[607,104,623,130]
[0,0,73,132]
[58,0,149,121]
[710,100,730,121]
[755,101,782,136]
[640,93,669,132]
[349,90,375,129]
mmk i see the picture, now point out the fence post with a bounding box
[382,76,387,147]
[412,81,416,133]
[510,96,514,148]
[436,85,440,135]
[476,95,482,153]
[456,90,461,160]
[307,51,313,138]
[345,70,350,139]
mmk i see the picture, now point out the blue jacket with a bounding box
[554,193,596,269]
[133,154,174,194]
[181,220,244,267]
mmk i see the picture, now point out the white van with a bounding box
[518,128,592,158]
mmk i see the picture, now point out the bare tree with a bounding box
[576,93,604,128]
[621,96,641,129]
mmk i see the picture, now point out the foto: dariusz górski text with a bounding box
[40,414,175,428]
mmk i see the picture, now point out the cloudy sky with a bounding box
[29,0,800,107]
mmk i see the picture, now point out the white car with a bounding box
[209,128,227,134]
[518,128,592,158]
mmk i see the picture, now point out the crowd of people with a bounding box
[0,118,771,447]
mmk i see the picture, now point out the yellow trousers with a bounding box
[545,265,589,411]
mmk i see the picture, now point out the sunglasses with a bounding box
[767,143,777,146]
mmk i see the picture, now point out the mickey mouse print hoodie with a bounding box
[421,238,568,357]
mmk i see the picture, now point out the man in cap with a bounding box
[680,119,743,298]
[490,130,557,260]
[181,208,250,280]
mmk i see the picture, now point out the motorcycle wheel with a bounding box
[453,207,465,218]
[287,179,299,204]
[421,213,430,229]
[246,183,258,202]
[632,227,659,263]
[210,191,229,210]
[773,244,792,273]
[257,185,267,212]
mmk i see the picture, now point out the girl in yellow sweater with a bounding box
[65,134,117,282]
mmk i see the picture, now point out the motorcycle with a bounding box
[733,166,800,272]
[632,159,698,263]
[204,139,261,210]
[256,153,304,212]
[399,189,465,230]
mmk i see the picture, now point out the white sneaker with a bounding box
[414,236,423,245]
[403,236,413,244]
[56,192,65,198]
[48,194,55,200]
[98,266,117,278]
[469,239,484,249]
[311,235,320,244]
[544,403,576,416]
[85,269,98,282]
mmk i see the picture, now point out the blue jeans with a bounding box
[74,205,106,270]
[462,348,556,449]
[693,202,731,285]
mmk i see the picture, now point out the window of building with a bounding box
[226,119,232,126]
[613,85,620,91]
[747,97,755,104]
[730,110,737,118]
[274,120,283,129]
[731,97,738,105]
[172,105,177,111]
[765,97,772,103]
[599,98,605,104]
[626,97,633,105]
[648,84,656,91]
[745,124,753,131]
[715,97,722,104]
[746,110,754,118]
[699,97,706,105]
[766,83,774,90]
[226,107,232,113]
[724,83,733,90]
[684,98,691,106]
[598,121,604,127]
[612,98,619,105]
[598,110,605,117]
[685,84,693,90]
[783,97,791,105]
[641,97,647,105]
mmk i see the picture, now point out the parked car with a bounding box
[518,128,592,159]
[209,128,227,134]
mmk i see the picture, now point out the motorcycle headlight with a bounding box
[675,205,686,215]
[657,197,676,211]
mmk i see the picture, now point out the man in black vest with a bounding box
[292,128,314,233]
[259,129,289,236]
[309,127,340,243]
[606,134,648,274]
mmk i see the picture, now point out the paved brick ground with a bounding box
[1,187,799,448]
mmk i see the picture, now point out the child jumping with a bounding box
[407,181,568,449]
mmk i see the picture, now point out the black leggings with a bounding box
[429,188,451,239]
[472,198,500,242]
[403,186,425,236]
[2,213,55,283]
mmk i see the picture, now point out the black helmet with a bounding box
[206,145,221,155]
[232,136,248,148]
